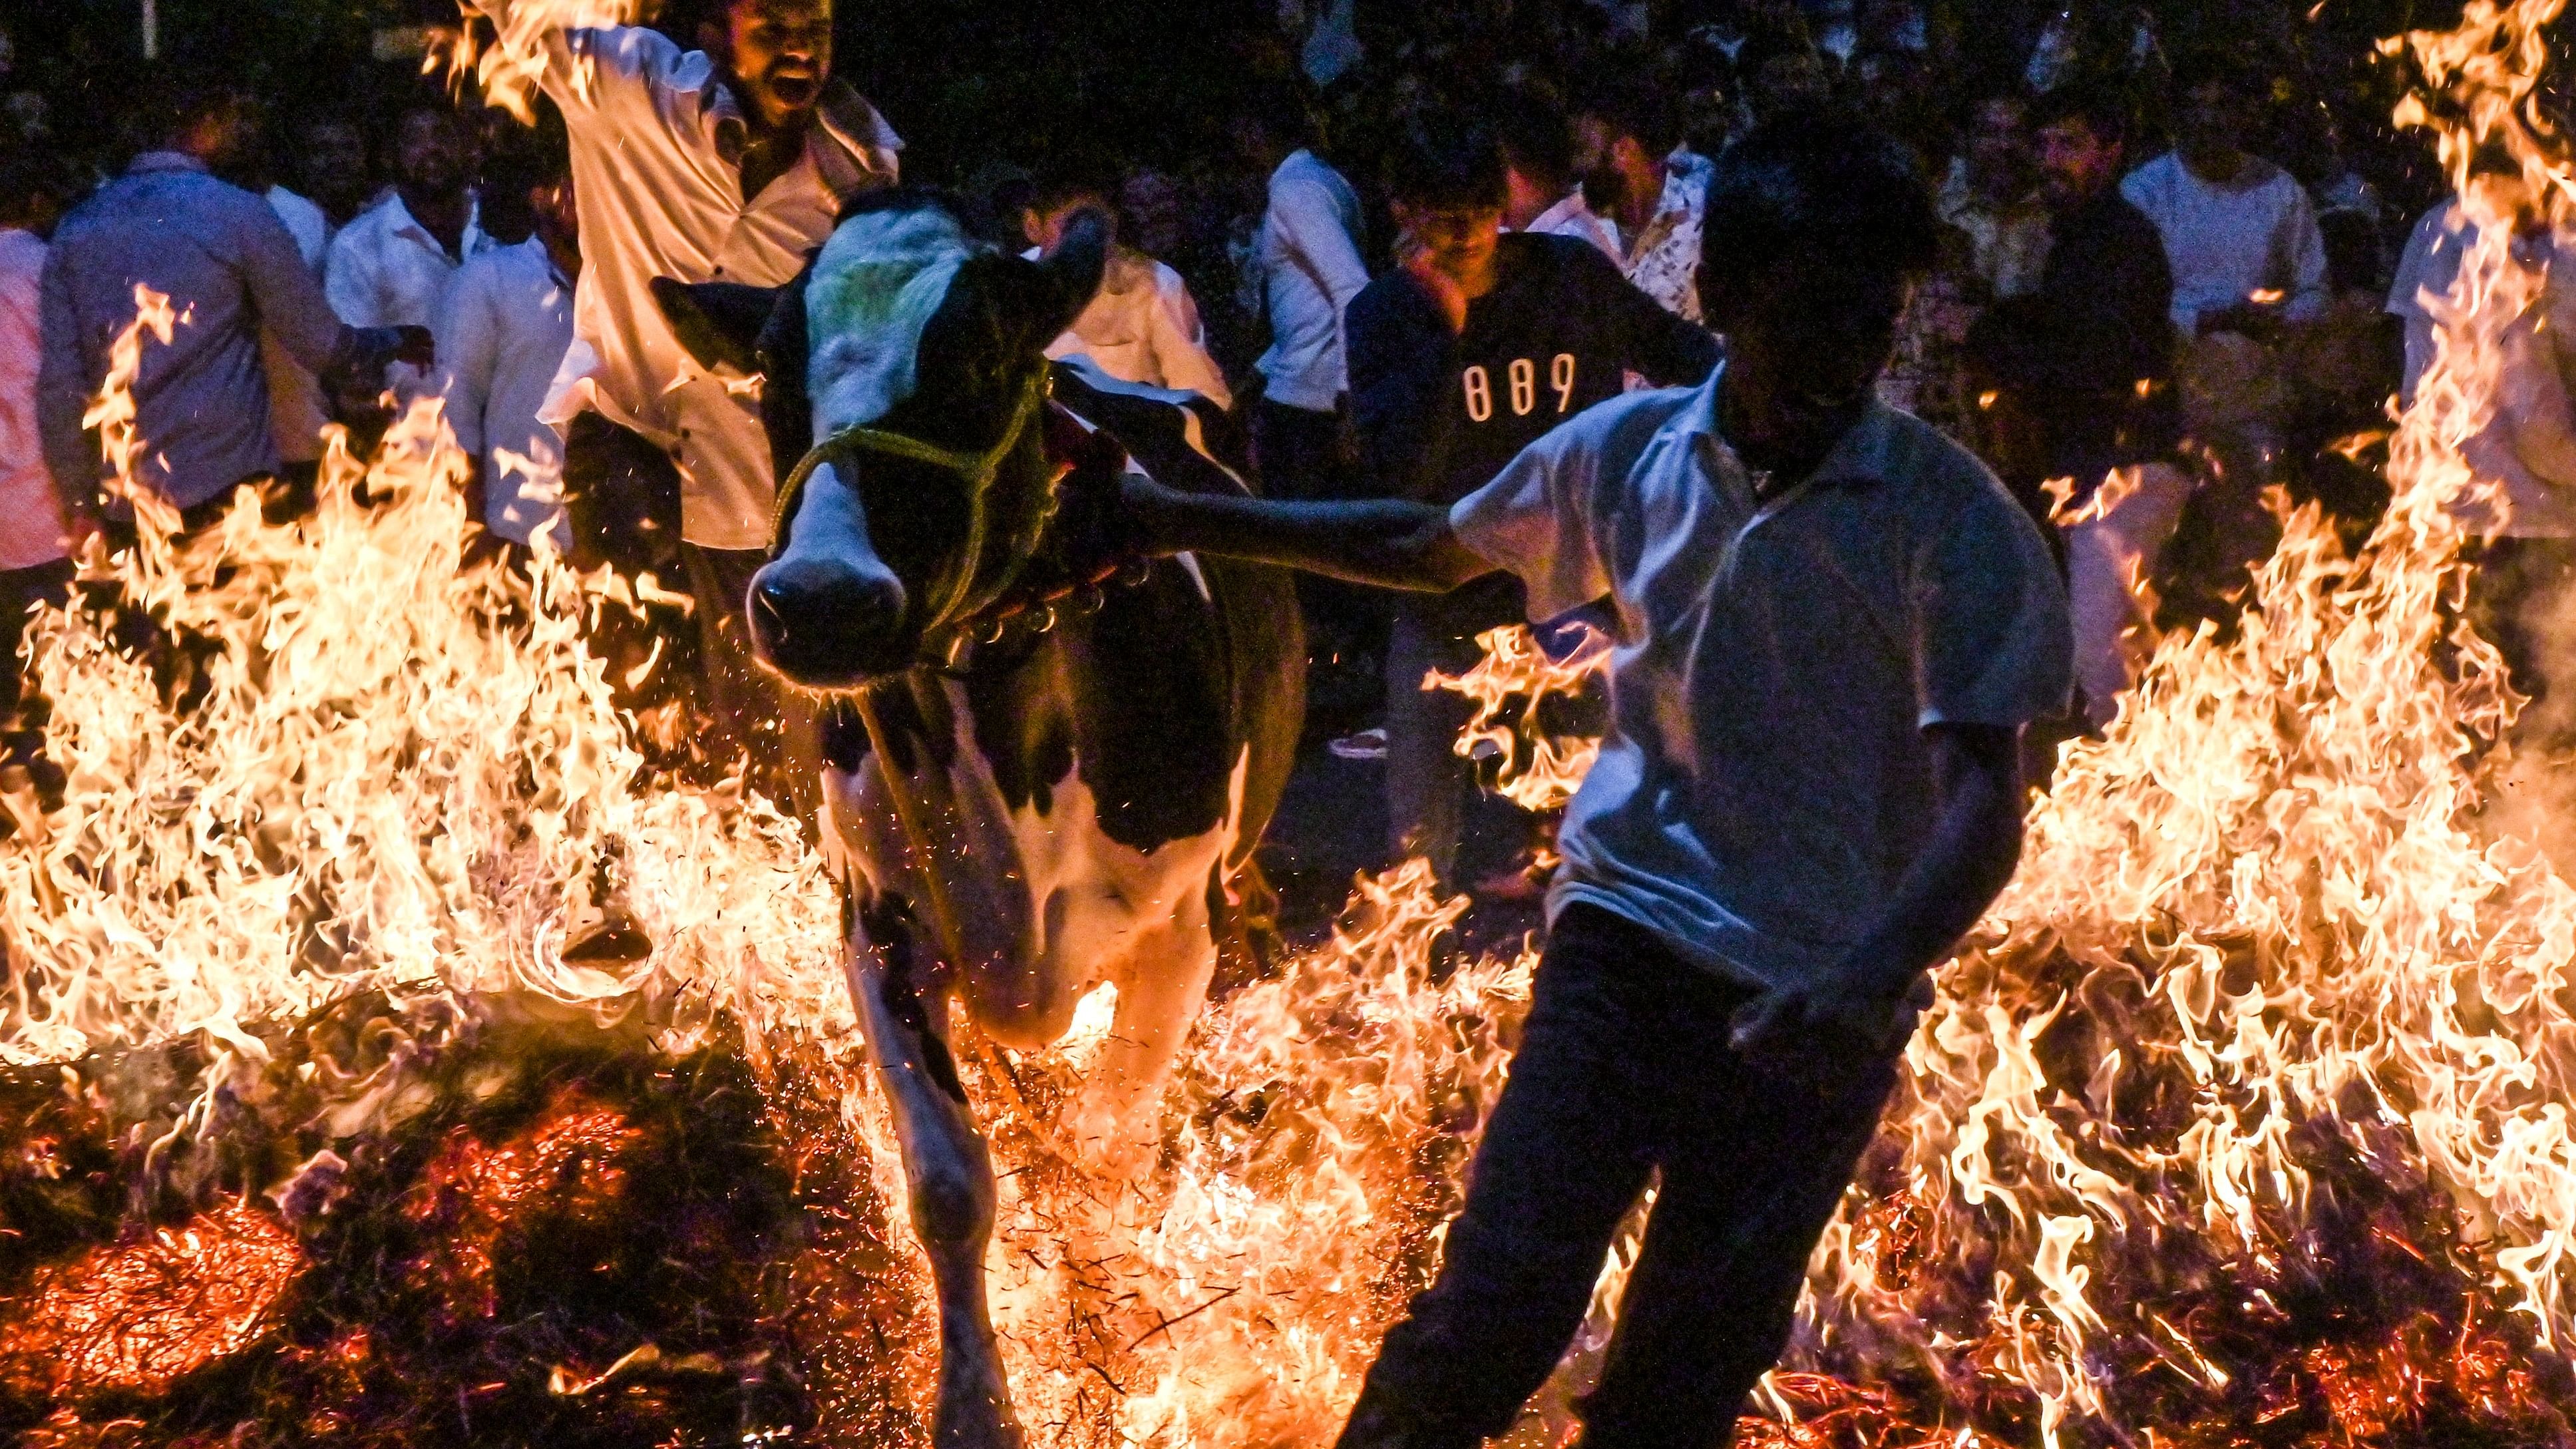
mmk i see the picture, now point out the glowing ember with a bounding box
[0,1201,300,1401]
[403,1091,643,1321]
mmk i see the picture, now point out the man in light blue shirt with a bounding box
[1124,118,2071,1448]
[37,87,424,526]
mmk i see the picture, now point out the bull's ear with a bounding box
[652,278,783,375]
[1031,207,1110,341]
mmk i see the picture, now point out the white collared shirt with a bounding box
[2390,200,2576,538]
[480,10,900,550]
[325,190,492,332]
[1254,148,1370,413]
[0,228,68,572]
[1027,245,1232,409]
[1521,190,1622,264]
[440,238,576,547]
[264,185,333,466]
[1450,365,2070,988]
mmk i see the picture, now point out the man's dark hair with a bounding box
[0,155,61,229]
[1026,151,1119,218]
[2028,83,2129,148]
[659,0,774,41]
[1495,87,1577,196]
[1700,116,1941,288]
[1735,25,1823,92]
[1384,108,1507,210]
[395,92,464,128]
[2170,52,2259,103]
[1241,77,1318,151]
[475,101,570,246]
[1576,73,1684,159]
[143,81,242,151]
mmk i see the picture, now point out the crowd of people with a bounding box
[0,3,2469,790]
[0,1,2553,1443]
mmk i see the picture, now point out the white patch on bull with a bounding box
[805,206,985,437]
[820,674,1248,1057]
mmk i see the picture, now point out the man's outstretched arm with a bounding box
[1122,475,1497,594]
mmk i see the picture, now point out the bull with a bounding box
[656,189,1304,1446]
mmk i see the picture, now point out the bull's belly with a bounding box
[823,700,1247,1052]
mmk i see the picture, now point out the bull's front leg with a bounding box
[1060,879,1220,1177]
[846,893,1024,1449]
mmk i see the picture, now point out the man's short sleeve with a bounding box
[1910,479,2074,729]
[1449,423,1613,626]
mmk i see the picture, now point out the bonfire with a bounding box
[7,2,2576,1446]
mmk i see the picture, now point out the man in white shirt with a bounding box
[1021,164,1230,408]
[439,136,578,550]
[1497,89,1621,263]
[242,97,337,506]
[326,103,490,336]
[2119,61,2329,339]
[1123,118,2069,1449]
[2390,165,2576,734]
[1239,80,1370,501]
[2121,57,2332,613]
[462,0,898,808]
[0,160,77,709]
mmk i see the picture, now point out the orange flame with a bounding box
[1424,622,1610,813]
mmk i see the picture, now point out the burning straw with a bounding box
[11,1,2576,1444]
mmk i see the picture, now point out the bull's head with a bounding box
[656,191,1107,690]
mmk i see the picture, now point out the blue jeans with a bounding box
[1341,905,1901,1449]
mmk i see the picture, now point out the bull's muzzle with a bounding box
[746,554,912,690]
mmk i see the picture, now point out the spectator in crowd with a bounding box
[1574,77,1711,323]
[325,101,491,341]
[1937,89,2050,302]
[234,97,337,505]
[1121,164,1262,388]
[1735,23,1835,124]
[1348,108,1719,893]
[459,0,900,810]
[438,122,577,553]
[1021,160,1232,407]
[0,158,77,710]
[293,112,379,233]
[1877,220,1984,444]
[1240,77,1370,500]
[1121,116,2068,1449]
[2287,207,2398,445]
[1495,87,1620,262]
[1974,83,2185,725]
[2123,57,2330,340]
[2389,149,2576,716]
[2386,146,2521,407]
[37,87,425,532]
[2122,55,2330,626]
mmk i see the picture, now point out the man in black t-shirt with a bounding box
[1350,110,1721,890]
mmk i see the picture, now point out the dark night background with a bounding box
[0,0,2476,187]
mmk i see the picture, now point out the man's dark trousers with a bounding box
[1343,905,1901,1449]
[564,413,819,817]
